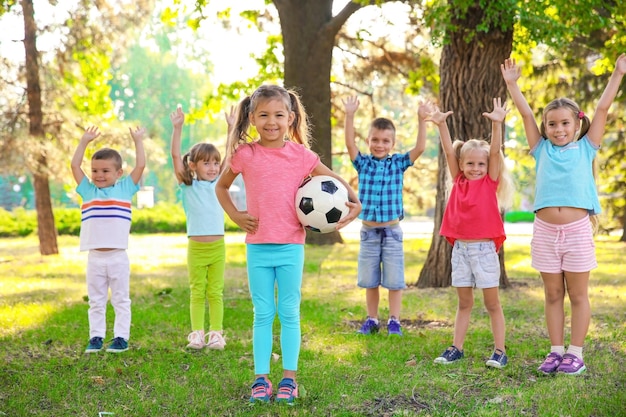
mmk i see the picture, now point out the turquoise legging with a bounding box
[246,244,304,375]
[187,238,225,332]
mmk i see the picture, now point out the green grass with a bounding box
[1,233,625,416]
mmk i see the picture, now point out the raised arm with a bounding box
[587,53,626,146]
[71,126,101,185]
[128,126,146,185]
[501,58,541,149]
[408,101,429,162]
[342,96,360,161]
[170,107,186,183]
[482,97,509,181]
[427,105,457,178]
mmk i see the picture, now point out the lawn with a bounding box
[0,232,625,416]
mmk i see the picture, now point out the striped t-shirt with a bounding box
[76,175,140,251]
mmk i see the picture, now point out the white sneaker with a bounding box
[206,331,226,350]
[186,330,205,349]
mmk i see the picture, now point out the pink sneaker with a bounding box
[206,331,226,350]
[249,377,272,403]
[557,353,586,375]
[537,352,562,374]
[186,330,205,349]
[276,378,298,405]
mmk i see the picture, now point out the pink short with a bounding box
[530,216,597,273]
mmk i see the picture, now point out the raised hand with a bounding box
[342,96,360,116]
[129,126,147,143]
[500,58,521,84]
[81,126,101,143]
[483,97,509,123]
[170,106,185,128]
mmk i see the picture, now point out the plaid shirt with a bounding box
[352,152,413,222]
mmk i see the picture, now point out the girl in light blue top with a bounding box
[170,106,227,351]
[502,54,626,375]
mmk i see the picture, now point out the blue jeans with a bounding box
[357,225,406,290]
[246,244,304,374]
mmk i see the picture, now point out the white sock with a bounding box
[567,345,583,360]
[551,345,565,356]
[368,317,379,324]
[388,316,399,324]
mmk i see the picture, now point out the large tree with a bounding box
[417,1,514,287]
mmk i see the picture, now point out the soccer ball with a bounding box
[295,175,350,233]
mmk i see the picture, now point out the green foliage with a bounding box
[0,207,36,237]
[0,203,241,237]
[504,211,534,223]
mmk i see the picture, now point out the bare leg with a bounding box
[388,289,402,319]
[452,287,474,350]
[564,271,591,348]
[541,272,566,347]
[365,287,380,318]
[482,287,505,352]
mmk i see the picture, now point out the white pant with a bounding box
[86,249,131,340]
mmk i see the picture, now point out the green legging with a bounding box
[187,238,225,332]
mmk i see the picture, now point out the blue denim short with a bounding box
[357,224,406,290]
[451,240,500,288]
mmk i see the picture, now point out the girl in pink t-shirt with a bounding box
[216,85,360,405]
[428,98,514,369]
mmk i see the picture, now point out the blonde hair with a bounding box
[452,139,514,210]
[225,85,311,157]
[179,142,221,186]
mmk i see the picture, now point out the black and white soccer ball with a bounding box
[295,175,349,233]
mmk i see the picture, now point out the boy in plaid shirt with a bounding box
[343,96,430,336]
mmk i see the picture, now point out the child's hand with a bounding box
[417,101,434,121]
[614,53,626,76]
[170,107,185,128]
[500,58,521,84]
[81,126,101,143]
[232,211,259,234]
[129,126,146,143]
[426,106,453,125]
[224,106,236,130]
[342,96,359,116]
[482,97,509,123]
[336,200,362,230]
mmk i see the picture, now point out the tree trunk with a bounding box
[22,0,58,255]
[274,0,361,245]
[417,1,512,287]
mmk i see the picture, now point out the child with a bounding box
[170,106,227,350]
[215,85,361,405]
[343,96,428,336]
[501,54,626,375]
[71,125,146,354]
[429,98,513,369]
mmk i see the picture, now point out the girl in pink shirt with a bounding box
[215,85,360,405]
[428,98,514,369]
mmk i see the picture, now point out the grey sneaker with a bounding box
[357,318,379,335]
[486,349,508,369]
[387,317,403,336]
[434,345,464,364]
[85,337,103,353]
[106,337,128,353]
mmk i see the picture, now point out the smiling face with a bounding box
[460,148,489,180]
[90,158,123,188]
[543,107,580,147]
[249,98,294,148]
[367,127,395,159]
[190,158,221,182]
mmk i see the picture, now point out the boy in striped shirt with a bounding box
[71,125,146,353]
